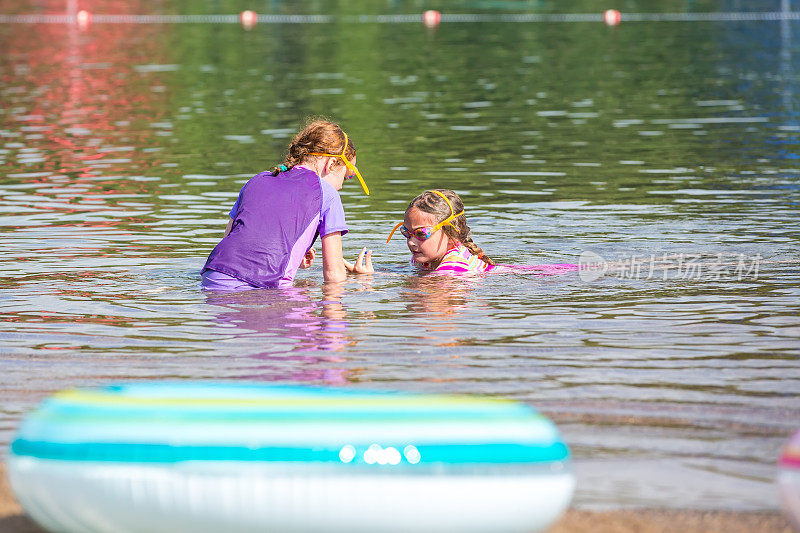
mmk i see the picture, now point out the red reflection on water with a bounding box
[1,0,170,209]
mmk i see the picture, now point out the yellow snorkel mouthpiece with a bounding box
[357,174,369,196]
[309,132,369,196]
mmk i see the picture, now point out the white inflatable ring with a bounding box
[9,382,574,532]
[779,429,800,529]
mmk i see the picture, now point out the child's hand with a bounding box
[344,248,374,274]
[299,247,316,269]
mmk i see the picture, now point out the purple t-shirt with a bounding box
[202,166,348,289]
[228,169,347,240]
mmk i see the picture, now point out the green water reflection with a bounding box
[145,14,799,221]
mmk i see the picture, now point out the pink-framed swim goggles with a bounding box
[386,190,464,243]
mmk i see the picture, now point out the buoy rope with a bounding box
[2,11,800,24]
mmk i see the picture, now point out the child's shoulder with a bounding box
[440,245,466,262]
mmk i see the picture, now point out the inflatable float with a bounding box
[779,428,800,529]
[8,382,574,533]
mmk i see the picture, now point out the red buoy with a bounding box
[76,9,91,30]
[603,9,621,26]
[240,10,257,30]
[422,10,441,28]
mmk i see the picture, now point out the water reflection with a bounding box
[399,275,490,355]
[0,3,172,292]
[205,283,353,382]
[401,275,472,319]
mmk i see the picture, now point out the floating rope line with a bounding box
[1,11,800,24]
[0,14,333,24]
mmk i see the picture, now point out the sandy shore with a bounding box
[1,464,791,532]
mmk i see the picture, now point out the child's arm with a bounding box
[321,232,347,282]
[299,248,316,269]
[224,187,243,237]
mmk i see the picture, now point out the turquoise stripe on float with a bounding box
[11,439,570,465]
[14,418,558,449]
[26,406,543,426]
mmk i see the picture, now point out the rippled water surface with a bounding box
[1,1,799,510]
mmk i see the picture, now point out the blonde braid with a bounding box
[459,231,495,266]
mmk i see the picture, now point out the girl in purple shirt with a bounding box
[202,121,374,290]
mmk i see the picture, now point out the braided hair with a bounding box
[407,189,495,265]
[271,119,356,176]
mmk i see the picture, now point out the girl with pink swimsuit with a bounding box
[386,189,578,276]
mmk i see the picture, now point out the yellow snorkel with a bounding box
[309,132,369,196]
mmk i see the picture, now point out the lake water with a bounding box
[1,0,799,511]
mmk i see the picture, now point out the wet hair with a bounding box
[271,119,356,176]
[407,189,495,265]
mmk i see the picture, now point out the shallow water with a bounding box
[1,0,799,511]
